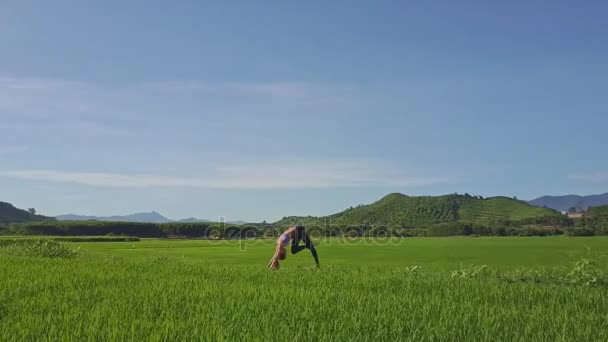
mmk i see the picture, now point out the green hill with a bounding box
[0,201,54,225]
[458,196,558,223]
[275,193,561,228]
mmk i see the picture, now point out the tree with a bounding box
[568,207,578,214]
[28,208,36,215]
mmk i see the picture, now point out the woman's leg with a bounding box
[291,226,306,254]
[304,232,320,267]
[294,227,320,267]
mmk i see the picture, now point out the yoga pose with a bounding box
[268,226,320,270]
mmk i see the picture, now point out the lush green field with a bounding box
[1,237,608,341]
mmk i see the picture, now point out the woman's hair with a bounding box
[278,248,286,260]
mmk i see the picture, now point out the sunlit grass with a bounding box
[1,237,607,340]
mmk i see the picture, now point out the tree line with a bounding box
[0,218,601,238]
[3,221,260,239]
[2,205,608,238]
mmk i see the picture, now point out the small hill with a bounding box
[528,193,608,212]
[0,201,55,224]
[275,193,560,227]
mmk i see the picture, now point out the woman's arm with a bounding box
[267,243,282,270]
[267,257,279,270]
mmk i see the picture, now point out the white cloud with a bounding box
[230,82,312,98]
[29,79,345,102]
[0,77,82,90]
[0,145,28,154]
[0,77,350,124]
[569,172,608,183]
[135,80,346,102]
[0,160,446,189]
[0,77,92,117]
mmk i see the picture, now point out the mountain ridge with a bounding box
[55,212,248,225]
[56,211,172,223]
[528,193,608,212]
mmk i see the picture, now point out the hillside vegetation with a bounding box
[275,193,562,228]
[458,196,557,223]
[574,205,608,235]
[0,201,54,225]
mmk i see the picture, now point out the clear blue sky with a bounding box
[1,1,607,222]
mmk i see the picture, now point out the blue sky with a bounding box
[1,1,607,222]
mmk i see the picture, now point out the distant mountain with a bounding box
[1,201,55,224]
[178,218,248,224]
[178,217,212,223]
[104,211,173,223]
[56,211,172,223]
[226,220,248,225]
[55,214,99,221]
[275,193,560,227]
[56,212,248,225]
[528,193,608,212]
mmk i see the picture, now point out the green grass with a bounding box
[0,235,140,242]
[1,237,608,340]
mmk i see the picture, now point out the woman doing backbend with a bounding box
[268,226,319,270]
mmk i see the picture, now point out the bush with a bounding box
[565,259,600,286]
[52,236,140,242]
[565,228,595,236]
[519,227,564,237]
[451,265,490,279]
[0,239,81,258]
[577,206,608,235]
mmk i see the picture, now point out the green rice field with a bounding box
[1,237,607,341]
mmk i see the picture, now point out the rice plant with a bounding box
[0,237,607,341]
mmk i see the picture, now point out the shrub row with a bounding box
[52,236,140,242]
[7,220,606,239]
[297,223,567,238]
[7,221,261,239]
